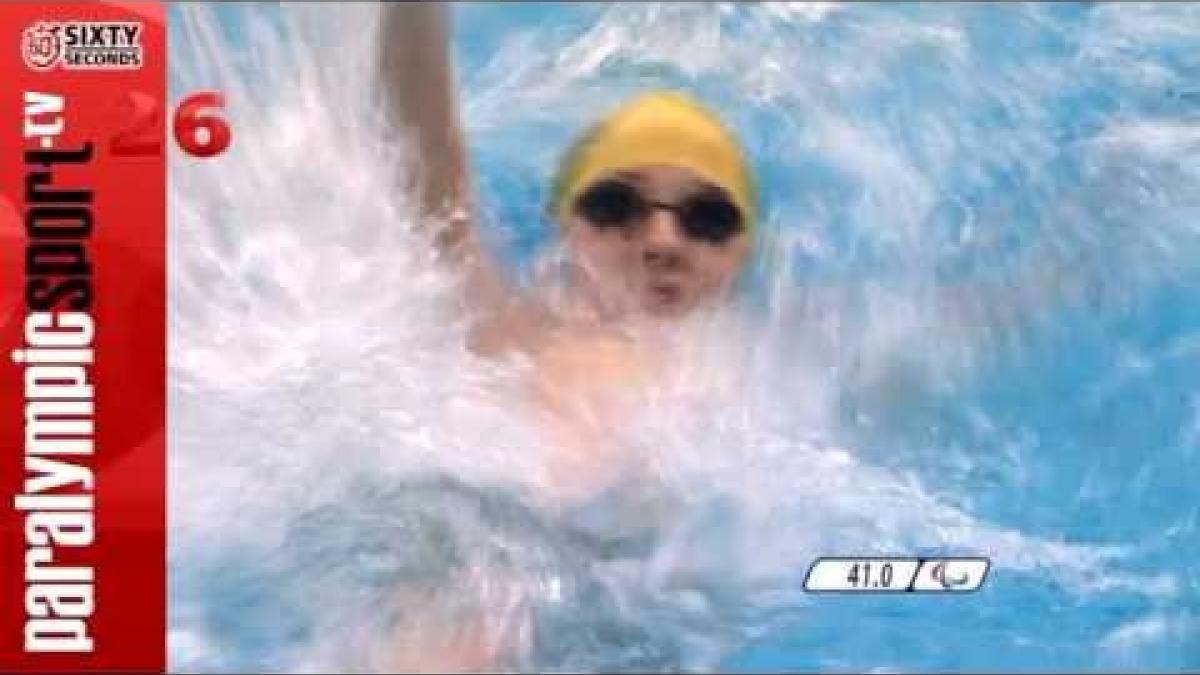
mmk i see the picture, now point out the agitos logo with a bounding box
[22,20,143,71]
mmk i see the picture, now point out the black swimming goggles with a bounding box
[572,178,745,245]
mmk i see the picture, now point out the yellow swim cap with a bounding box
[551,90,757,231]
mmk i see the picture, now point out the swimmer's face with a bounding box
[562,165,751,318]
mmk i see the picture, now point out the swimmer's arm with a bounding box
[378,1,476,260]
[379,2,550,355]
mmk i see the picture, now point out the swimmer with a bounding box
[377,5,755,670]
[380,3,756,495]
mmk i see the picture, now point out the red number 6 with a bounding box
[173,91,231,158]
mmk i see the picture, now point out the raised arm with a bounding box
[377,1,476,262]
[377,2,550,354]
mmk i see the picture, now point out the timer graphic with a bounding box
[804,557,990,594]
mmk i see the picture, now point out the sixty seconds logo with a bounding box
[22,20,144,71]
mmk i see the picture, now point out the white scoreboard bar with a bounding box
[804,557,990,593]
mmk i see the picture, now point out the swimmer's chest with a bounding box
[532,331,658,406]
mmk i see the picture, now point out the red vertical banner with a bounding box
[0,2,165,672]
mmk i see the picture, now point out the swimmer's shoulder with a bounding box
[467,294,558,357]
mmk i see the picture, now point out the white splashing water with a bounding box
[167,3,1194,672]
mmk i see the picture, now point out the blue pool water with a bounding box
[168,3,1199,672]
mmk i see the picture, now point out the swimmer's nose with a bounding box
[642,209,684,270]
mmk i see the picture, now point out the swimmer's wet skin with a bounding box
[377,2,759,669]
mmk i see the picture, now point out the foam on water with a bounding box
[168,3,1199,672]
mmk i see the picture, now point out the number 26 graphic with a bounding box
[110,90,232,158]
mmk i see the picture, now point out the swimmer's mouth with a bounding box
[646,282,683,307]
